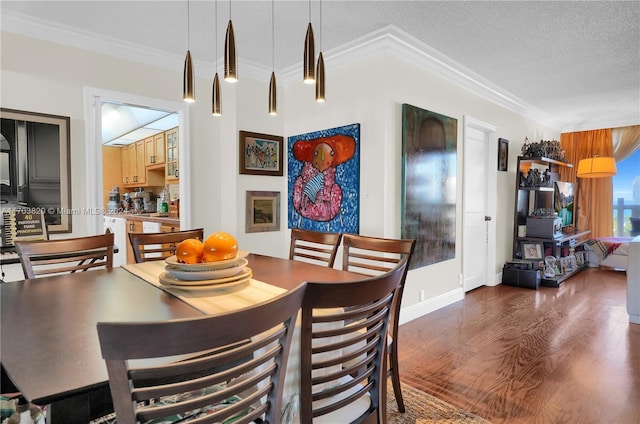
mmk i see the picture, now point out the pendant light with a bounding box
[303,0,315,84]
[212,0,221,115]
[576,155,617,178]
[315,0,325,102]
[183,0,195,102]
[224,0,237,82]
[268,0,277,115]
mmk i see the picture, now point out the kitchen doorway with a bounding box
[83,87,191,235]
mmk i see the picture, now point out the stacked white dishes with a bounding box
[160,250,251,289]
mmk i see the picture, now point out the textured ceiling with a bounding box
[2,1,639,132]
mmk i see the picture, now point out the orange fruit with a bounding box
[175,238,204,264]
[203,232,238,262]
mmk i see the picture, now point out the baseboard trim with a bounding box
[399,287,464,325]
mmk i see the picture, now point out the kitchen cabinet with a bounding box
[121,142,145,186]
[125,219,143,264]
[135,141,146,185]
[121,140,164,188]
[165,127,179,181]
[145,133,166,167]
[121,143,135,185]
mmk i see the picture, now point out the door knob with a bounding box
[485,216,492,221]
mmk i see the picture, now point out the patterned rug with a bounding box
[387,381,492,424]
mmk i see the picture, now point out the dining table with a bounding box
[0,253,363,424]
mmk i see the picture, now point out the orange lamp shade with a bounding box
[576,157,617,178]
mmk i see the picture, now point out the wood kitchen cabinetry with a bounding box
[121,141,146,185]
[145,133,166,167]
[121,140,164,188]
[165,127,179,181]
[125,219,143,264]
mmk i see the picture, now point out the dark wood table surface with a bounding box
[0,253,361,423]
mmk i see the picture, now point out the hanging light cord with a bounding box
[187,0,191,50]
[272,0,275,70]
[319,0,322,51]
[215,0,218,68]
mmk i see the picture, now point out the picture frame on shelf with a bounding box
[498,138,509,171]
[239,131,284,176]
[521,241,544,260]
[246,191,280,233]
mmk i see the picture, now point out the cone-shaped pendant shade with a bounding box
[183,50,195,102]
[303,22,315,84]
[212,73,221,116]
[315,52,325,102]
[224,20,237,82]
[269,72,277,115]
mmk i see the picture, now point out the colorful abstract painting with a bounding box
[288,123,360,233]
[402,104,457,269]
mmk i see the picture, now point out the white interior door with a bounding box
[463,117,497,292]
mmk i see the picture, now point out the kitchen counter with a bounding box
[104,212,180,226]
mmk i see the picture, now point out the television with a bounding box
[554,181,574,227]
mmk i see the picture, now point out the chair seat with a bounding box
[312,375,372,424]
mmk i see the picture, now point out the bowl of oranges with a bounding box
[164,232,249,281]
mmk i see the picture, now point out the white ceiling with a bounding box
[2,1,639,133]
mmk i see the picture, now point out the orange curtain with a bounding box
[559,129,613,238]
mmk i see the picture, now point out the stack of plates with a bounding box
[160,250,251,289]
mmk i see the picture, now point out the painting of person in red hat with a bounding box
[288,124,360,232]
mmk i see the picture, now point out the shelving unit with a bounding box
[510,156,590,287]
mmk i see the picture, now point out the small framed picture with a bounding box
[239,131,284,176]
[521,242,544,260]
[498,138,509,171]
[246,191,281,233]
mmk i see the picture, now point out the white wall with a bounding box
[1,30,560,321]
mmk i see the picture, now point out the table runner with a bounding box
[122,261,286,315]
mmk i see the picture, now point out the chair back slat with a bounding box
[15,233,114,279]
[289,228,342,268]
[128,228,204,263]
[97,282,306,424]
[299,259,408,423]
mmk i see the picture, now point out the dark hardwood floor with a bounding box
[398,267,640,424]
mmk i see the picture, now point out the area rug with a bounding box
[387,381,491,424]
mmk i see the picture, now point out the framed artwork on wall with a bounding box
[246,191,280,233]
[287,123,360,233]
[239,131,284,176]
[401,104,457,269]
[0,108,72,233]
[498,138,509,171]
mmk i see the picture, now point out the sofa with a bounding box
[628,236,640,324]
[584,237,632,271]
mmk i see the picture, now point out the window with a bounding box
[612,149,640,236]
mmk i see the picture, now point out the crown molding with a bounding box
[2,11,559,130]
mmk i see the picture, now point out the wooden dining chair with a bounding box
[341,233,416,413]
[128,227,204,263]
[15,233,114,279]
[289,228,343,268]
[299,259,408,424]
[97,282,306,424]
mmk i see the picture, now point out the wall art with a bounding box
[498,138,509,171]
[287,123,360,233]
[239,131,284,176]
[401,104,457,269]
[246,191,280,233]
[0,108,72,233]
